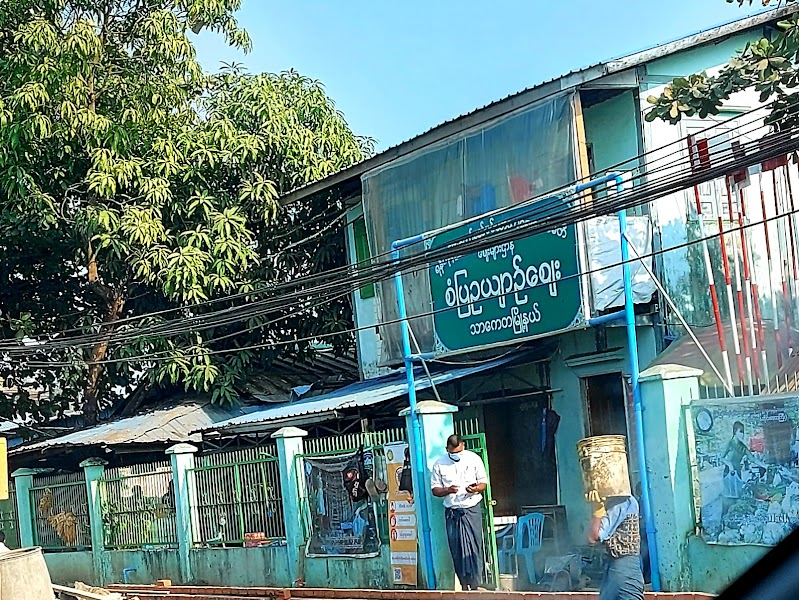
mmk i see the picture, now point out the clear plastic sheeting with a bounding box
[362,93,577,363]
[584,215,656,312]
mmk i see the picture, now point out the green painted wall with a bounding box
[304,547,394,589]
[107,549,181,585]
[582,90,640,174]
[687,535,768,593]
[190,547,292,587]
[44,551,95,585]
[45,546,395,589]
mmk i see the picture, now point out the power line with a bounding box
[2,94,784,347]
[3,99,797,356]
[21,194,799,367]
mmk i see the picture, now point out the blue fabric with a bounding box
[599,496,639,542]
[599,555,644,600]
[445,505,484,590]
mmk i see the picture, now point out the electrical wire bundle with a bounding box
[3,96,799,369]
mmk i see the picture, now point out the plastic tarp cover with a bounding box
[361,93,577,363]
[303,451,381,558]
[584,215,656,312]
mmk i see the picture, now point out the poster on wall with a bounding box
[385,442,418,586]
[303,449,381,557]
[690,395,799,546]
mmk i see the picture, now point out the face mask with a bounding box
[736,432,744,442]
[448,452,461,462]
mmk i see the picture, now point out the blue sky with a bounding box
[194,1,765,151]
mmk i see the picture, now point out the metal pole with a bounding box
[720,179,745,389]
[737,186,768,388]
[391,238,436,589]
[617,178,661,592]
[726,179,754,393]
[759,180,783,373]
[691,184,733,390]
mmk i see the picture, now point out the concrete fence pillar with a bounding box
[639,364,702,591]
[400,400,458,590]
[167,443,198,583]
[80,457,110,585]
[11,468,50,548]
[272,426,307,586]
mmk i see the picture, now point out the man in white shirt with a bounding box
[0,531,10,553]
[430,434,488,590]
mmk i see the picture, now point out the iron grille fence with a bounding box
[0,482,19,549]
[30,472,91,551]
[101,461,177,549]
[190,446,284,546]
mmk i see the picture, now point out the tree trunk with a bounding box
[84,242,125,425]
[83,295,124,425]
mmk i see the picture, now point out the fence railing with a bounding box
[101,461,177,549]
[0,482,19,549]
[190,446,284,546]
[303,428,406,455]
[30,472,91,551]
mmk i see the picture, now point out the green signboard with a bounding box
[428,199,584,355]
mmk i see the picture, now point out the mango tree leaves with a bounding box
[0,0,371,422]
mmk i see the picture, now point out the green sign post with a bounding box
[428,199,584,355]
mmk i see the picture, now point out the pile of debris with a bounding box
[54,582,139,600]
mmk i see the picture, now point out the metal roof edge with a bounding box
[278,6,796,208]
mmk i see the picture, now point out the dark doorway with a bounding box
[584,373,627,437]
[483,398,557,516]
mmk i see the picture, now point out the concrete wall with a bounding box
[106,548,181,585]
[44,546,393,589]
[687,535,768,594]
[304,546,394,589]
[44,551,94,585]
[190,547,291,587]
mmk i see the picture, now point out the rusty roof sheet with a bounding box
[11,400,252,455]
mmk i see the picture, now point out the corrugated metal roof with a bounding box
[279,6,797,207]
[204,353,521,434]
[12,400,254,455]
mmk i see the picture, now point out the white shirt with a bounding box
[430,449,488,509]
[0,542,10,553]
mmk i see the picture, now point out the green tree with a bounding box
[646,2,799,127]
[0,1,372,424]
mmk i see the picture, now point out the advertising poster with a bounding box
[691,396,799,546]
[385,442,418,586]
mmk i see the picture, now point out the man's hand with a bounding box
[447,485,460,494]
[585,489,605,518]
[466,482,486,494]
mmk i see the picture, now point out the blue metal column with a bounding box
[617,175,662,591]
[392,236,437,589]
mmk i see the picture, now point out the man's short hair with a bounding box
[0,530,7,543]
[446,434,463,450]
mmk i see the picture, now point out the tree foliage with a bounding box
[647,1,799,127]
[0,0,372,423]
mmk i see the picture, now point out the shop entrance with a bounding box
[482,398,558,515]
